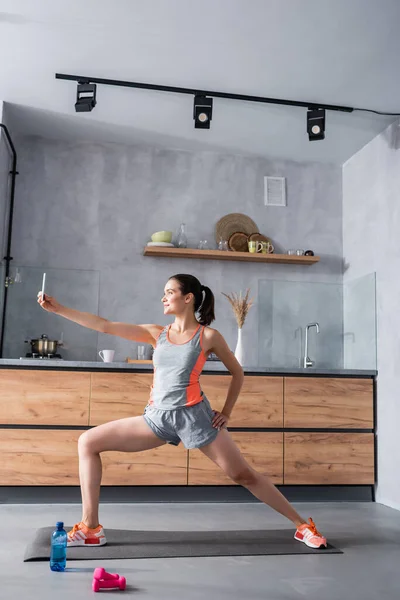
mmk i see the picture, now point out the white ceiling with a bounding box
[1,0,400,164]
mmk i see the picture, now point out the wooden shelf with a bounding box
[143,246,319,265]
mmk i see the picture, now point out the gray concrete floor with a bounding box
[1,502,399,599]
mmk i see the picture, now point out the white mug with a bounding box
[99,349,115,362]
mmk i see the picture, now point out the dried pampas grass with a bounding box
[221,288,254,329]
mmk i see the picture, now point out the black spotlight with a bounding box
[307,108,325,141]
[193,95,213,129]
[75,82,97,112]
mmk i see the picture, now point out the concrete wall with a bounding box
[343,119,400,510]
[4,136,342,363]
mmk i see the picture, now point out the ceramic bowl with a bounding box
[151,230,173,243]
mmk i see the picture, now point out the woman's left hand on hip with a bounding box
[212,411,229,430]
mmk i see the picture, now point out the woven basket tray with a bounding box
[215,213,258,244]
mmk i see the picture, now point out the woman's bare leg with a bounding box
[78,416,165,528]
[200,429,306,527]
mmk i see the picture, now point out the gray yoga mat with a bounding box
[24,526,342,561]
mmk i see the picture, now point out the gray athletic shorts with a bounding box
[143,396,219,449]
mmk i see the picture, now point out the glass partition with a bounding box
[2,265,100,360]
[1,266,377,369]
[258,274,376,370]
[343,272,377,370]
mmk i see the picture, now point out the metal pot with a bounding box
[25,334,62,356]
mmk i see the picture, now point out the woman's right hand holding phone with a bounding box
[37,292,61,314]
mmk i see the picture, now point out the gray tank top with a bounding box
[149,323,207,409]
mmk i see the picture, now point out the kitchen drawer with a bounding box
[0,369,90,425]
[200,375,283,427]
[89,372,153,425]
[0,428,188,486]
[284,377,373,429]
[284,432,375,484]
[102,445,187,485]
[188,431,283,485]
[0,429,81,485]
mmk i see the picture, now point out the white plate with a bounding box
[147,242,175,247]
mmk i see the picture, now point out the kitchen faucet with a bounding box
[303,322,320,368]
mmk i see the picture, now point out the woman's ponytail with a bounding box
[197,285,215,326]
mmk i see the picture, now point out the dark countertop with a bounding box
[0,359,377,377]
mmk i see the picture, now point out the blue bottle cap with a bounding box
[56,521,64,528]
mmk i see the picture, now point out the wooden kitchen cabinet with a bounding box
[89,372,153,425]
[284,432,375,484]
[284,377,374,429]
[188,432,283,485]
[0,369,90,425]
[200,375,283,428]
[0,367,376,489]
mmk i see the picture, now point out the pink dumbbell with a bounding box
[92,567,126,592]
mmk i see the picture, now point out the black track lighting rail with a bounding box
[56,73,356,113]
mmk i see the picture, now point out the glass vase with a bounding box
[177,223,187,248]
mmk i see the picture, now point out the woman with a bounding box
[38,273,327,549]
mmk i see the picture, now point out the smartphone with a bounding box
[41,272,46,299]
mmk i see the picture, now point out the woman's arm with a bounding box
[203,329,244,419]
[37,292,163,344]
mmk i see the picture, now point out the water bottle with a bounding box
[50,521,67,572]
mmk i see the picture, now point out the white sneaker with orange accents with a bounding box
[67,522,107,547]
[294,518,327,549]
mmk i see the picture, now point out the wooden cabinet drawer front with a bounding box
[0,370,90,425]
[284,432,375,484]
[0,429,80,485]
[90,373,153,425]
[102,445,187,485]
[188,432,283,485]
[284,377,373,429]
[200,375,283,427]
